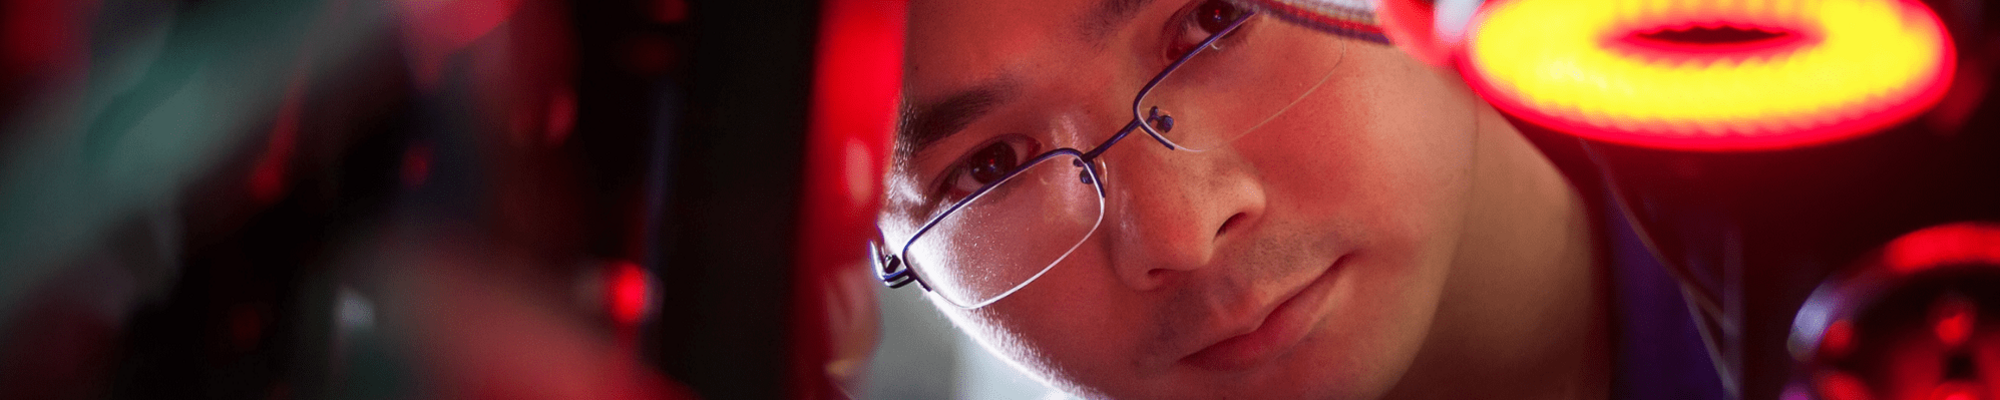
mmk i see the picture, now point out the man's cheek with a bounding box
[953,273,1153,385]
[945,308,1072,385]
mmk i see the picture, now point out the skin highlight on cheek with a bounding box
[940,292,1117,398]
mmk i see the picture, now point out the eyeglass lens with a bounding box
[903,153,1105,308]
[1135,12,1349,151]
[902,12,1352,308]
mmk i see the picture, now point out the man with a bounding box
[872,0,1719,398]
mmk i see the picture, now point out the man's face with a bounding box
[880,0,1485,398]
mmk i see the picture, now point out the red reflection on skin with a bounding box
[1884,223,2000,273]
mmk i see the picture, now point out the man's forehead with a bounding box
[908,1,1072,92]
[1080,0,1160,42]
[899,0,1159,164]
[904,0,1158,93]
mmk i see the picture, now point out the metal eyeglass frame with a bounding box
[872,9,1259,308]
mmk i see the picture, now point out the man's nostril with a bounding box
[1217,212,1248,237]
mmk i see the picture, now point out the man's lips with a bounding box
[1181,256,1347,371]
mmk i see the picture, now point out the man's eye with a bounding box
[942,137,1037,201]
[1170,0,1245,58]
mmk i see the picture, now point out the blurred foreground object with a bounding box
[0,0,716,398]
[788,0,903,398]
[1792,222,2000,400]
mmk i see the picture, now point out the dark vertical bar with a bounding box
[657,0,820,399]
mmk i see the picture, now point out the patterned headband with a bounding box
[1229,0,1391,43]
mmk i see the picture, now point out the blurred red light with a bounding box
[1932,381,1982,400]
[251,78,306,204]
[397,0,527,89]
[1825,319,1857,360]
[792,0,905,397]
[1884,223,2000,273]
[2,0,94,77]
[1933,295,1976,348]
[1819,371,1876,400]
[1824,372,1880,400]
[607,261,648,327]
[652,0,688,24]
[544,88,576,146]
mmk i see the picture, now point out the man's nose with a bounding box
[1097,143,1267,292]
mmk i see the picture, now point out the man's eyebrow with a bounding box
[895,80,1017,165]
[1080,0,1161,44]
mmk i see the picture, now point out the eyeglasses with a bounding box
[876,2,1355,308]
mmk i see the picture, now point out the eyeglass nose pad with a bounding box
[1073,159,1095,184]
[1147,106,1175,134]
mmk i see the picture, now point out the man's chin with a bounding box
[1069,359,1390,400]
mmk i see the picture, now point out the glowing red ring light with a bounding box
[1462,0,1955,151]
[1883,222,2000,273]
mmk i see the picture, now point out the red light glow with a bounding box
[1463,0,1956,151]
[1379,0,1454,66]
[397,0,526,89]
[1824,319,1857,360]
[1884,223,2000,273]
[250,77,306,204]
[792,0,905,398]
[1932,295,1976,348]
[1931,381,1982,400]
[606,261,648,327]
[2,0,94,80]
[1820,371,1877,400]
